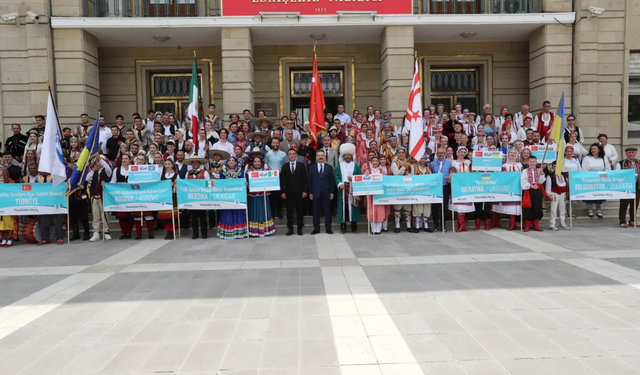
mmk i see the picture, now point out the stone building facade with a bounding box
[0,0,637,152]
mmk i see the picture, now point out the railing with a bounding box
[83,0,213,17]
[414,0,543,14]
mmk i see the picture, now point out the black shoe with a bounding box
[83,233,90,241]
[311,229,320,235]
[148,235,155,239]
[135,235,142,240]
[298,228,303,236]
[340,228,346,234]
[375,232,381,235]
[119,234,128,240]
[434,225,442,232]
[394,228,400,233]
[424,227,434,233]
[192,234,199,239]
[164,233,173,240]
[70,234,80,241]
[382,228,388,232]
[286,229,294,236]
[326,229,334,234]
[202,233,208,239]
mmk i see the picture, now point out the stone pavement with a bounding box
[1,220,640,374]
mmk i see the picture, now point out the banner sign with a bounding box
[104,180,173,212]
[221,0,413,16]
[527,144,557,163]
[0,183,68,215]
[471,151,503,171]
[177,179,247,210]
[569,170,636,201]
[352,174,384,196]
[373,175,443,205]
[128,165,160,183]
[247,170,280,193]
[451,172,522,203]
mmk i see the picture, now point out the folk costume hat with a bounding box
[248,146,267,155]
[339,143,356,157]
[208,149,230,160]
[184,157,209,165]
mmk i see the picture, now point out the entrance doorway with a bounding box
[429,68,480,114]
[289,69,345,125]
[146,0,197,17]
[150,72,202,120]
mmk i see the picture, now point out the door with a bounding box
[150,73,202,120]
[290,69,345,126]
[146,0,196,17]
[428,68,480,114]
[429,0,482,14]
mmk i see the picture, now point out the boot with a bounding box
[491,212,503,229]
[406,216,414,233]
[484,219,490,231]
[394,215,401,233]
[474,218,481,231]
[70,229,80,241]
[146,220,155,239]
[340,222,347,234]
[507,215,518,231]
[523,220,531,232]
[532,219,543,232]
[351,221,359,234]
[456,214,467,232]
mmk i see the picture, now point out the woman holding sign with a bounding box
[582,143,610,218]
[493,148,523,231]
[0,167,15,247]
[450,146,475,232]
[366,155,389,235]
[217,157,248,240]
[159,159,179,240]
[246,154,275,238]
[111,152,134,239]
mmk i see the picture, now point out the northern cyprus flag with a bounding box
[406,57,425,161]
[188,57,200,152]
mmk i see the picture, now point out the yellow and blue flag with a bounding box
[548,92,565,175]
[66,112,101,197]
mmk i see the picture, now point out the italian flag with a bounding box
[188,57,199,152]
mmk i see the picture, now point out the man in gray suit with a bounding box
[318,135,338,169]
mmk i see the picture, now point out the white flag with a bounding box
[406,58,425,160]
[39,88,67,187]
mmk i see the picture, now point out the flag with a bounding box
[66,112,100,197]
[309,48,326,149]
[206,181,214,187]
[38,86,68,188]
[406,57,425,160]
[188,56,200,152]
[548,91,565,175]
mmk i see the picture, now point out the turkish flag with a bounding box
[309,51,326,149]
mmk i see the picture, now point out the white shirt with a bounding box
[562,158,582,173]
[602,144,619,167]
[334,113,351,125]
[581,156,610,171]
[211,140,235,155]
[110,166,130,183]
[317,163,326,173]
[97,126,112,154]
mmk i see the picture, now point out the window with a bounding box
[629,52,640,138]
[429,68,480,114]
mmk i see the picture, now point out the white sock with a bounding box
[394,215,400,228]
[406,216,411,228]
[423,217,429,228]
[382,219,388,230]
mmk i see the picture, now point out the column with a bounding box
[221,28,254,118]
[381,26,414,125]
[53,29,100,126]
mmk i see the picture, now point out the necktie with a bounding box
[320,164,324,175]
[291,162,295,173]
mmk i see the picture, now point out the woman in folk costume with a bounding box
[390,147,414,233]
[377,121,394,145]
[336,143,362,234]
[412,154,434,233]
[450,146,475,232]
[0,167,16,247]
[521,156,546,232]
[355,125,372,166]
[492,148,522,230]
[159,158,179,240]
[582,143,610,218]
[365,155,388,234]
[110,152,134,239]
[246,154,276,238]
[217,157,248,239]
[545,162,569,231]
[185,158,211,239]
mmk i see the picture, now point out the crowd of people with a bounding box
[3,100,640,245]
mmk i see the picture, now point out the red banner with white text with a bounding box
[221,0,413,16]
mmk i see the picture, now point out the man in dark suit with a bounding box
[281,149,308,236]
[308,149,334,235]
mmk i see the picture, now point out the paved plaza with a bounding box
[1,220,640,374]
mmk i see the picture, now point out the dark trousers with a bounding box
[432,184,451,225]
[191,211,207,238]
[39,214,64,242]
[270,189,283,218]
[69,198,89,236]
[285,193,304,230]
[473,202,491,220]
[619,191,640,223]
[523,189,544,220]
[313,194,332,230]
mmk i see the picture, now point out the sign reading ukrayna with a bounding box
[0,183,68,215]
[177,179,247,210]
[451,172,522,203]
[352,174,383,196]
[569,170,636,201]
[373,175,443,205]
[104,180,173,212]
[247,170,280,193]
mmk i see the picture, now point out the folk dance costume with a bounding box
[0,174,15,246]
[111,162,134,239]
[217,158,248,239]
[521,167,546,232]
[411,157,433,232]
[493,161,523,230]
[366,164,389,234]
[545,168,568,230]
[450,153,475,232]
[159,170,179,240]
[391,149,414,233]
[246,164,276,238]
[185,158,211,239]
[615,148,640,227]
[336,143,362,234]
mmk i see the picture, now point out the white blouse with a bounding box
[581,156,610,171]
[562,158,582,172]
